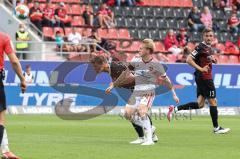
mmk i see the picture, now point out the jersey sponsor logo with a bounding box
[191,50,198,56]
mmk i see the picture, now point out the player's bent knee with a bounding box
[208,98,217,106]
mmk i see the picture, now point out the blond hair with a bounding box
[142,39,155,53]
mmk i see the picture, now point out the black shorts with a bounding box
[0,80,6,112]
[196,78,216,99]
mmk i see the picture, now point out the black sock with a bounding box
[147,115,153,126]
[132,123,144,138]
[177,102,200,111]
[0,125,4,144]
[210,106,219,128]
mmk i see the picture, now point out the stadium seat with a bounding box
[117,40,132,52]
[72,16,84,26]
[126,53,136,62]
[147,19,159,29]
[43,27,54,38]
[136,18,148,29]
[122,7,134,17]
[138,30,149,39]
[129,29,140,39]
[125,18,136,28]
[64,28,72,37]
[70,5,81,15]
[167,19,178,29]
[215,43,225,53]
[114,7,122,17]
[153,8,163,18]
[97,29,108,38]
[116,18,126,27]
[174,8,184,19]
[228,55,239,63]
[106,29,118,39]
[163,8,174,19]
[155,41,166,52]
[218,55,229,64]
[129,41,141,52]
[149,30,160,40]
[118,29,131,39]
[133,7,144,17]
[158,19,168,29]
[143,7,154,17]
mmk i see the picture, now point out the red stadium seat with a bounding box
[117,41,132,52]
[97,29,108,38]
[129,41,141,52]
[126,53,136,62]
[228,55,239,63]
[69,4,81,15]
[215,43,225,53]
[118,29,131,39]
[218,55,229,64]
[155,41,166,52]
[106,29,118,39]
[72,16,84,26]
[167,54,177,63]
[64,28,72,37]
[43,27,53,38]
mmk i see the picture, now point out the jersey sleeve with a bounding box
[191,45,201,59]
[4,37,15,54]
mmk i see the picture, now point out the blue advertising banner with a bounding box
[4,61,240,107]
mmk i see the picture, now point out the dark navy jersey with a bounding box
[191,42,215,80]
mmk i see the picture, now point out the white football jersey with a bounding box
[130,56,166,91]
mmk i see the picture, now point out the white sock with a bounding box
[141,116,152,142]
[1,129,10,153]
[132,114,143,127]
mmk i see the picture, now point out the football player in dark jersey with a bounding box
[167,28,230,134]
[90,56,158,144]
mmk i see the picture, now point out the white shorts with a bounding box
[126,91,155,109]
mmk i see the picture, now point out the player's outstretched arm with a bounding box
[7,53,26,93]
[161,75,179,104]
[112,68,132,88]
[186,54,209,73]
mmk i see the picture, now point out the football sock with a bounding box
[177,102,200,111]
[210,106,219,128]
[131,122,144,138]
[0,125,4,146]
[141,116,152,141]
[1,129,9,153]
[147,115,153,126]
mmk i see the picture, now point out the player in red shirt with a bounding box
[0,32,26,159]
[167,28,230,134]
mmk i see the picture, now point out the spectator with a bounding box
[232,0,240,10]
[42,1,55,27]
[116,0,135,6]
[89,29,107,52]
[97,3,115,28]
[67,27,83,52]
[201,6,213,29]
[55,2,71,31]
[227,12,240,35]
[176,47,191,63]
[23,65,34,84]
[82,4,94,27]
[212,36,223,54]
[176,28,189,47]
[237,37,240,48]
[29,2,42,31]
[188,6,205,31]
[164,29,182,55]
[54,31,71,52]
[15,24,30,59]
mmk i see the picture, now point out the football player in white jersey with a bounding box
[106,39,179,145]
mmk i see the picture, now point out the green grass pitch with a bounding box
[5,115,240,159]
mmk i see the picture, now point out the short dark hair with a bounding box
[90,56,107,65]
[202,28,214,35]
[26,65,31,69]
